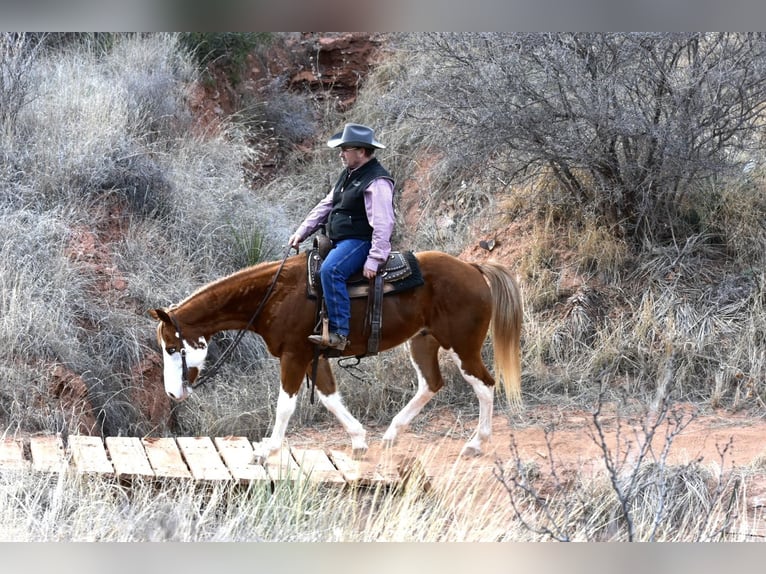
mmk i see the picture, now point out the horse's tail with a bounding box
[475,262,523,409]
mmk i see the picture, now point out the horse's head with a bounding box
[148,307,209,401]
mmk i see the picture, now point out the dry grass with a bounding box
[2,32,766,540]
[0,444,758,542]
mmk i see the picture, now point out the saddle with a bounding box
[307,248,423,300]
[306,238,424,356]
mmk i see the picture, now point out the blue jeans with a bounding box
[320,238,371,337]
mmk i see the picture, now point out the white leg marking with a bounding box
[382,342,436,446]
[447,350,494,457]
[255,387,297,461]
[317,390,368,455]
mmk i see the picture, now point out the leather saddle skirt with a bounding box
[306,249,424,299]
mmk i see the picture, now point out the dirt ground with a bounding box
[290,403,766,519]
[294,403,766,470]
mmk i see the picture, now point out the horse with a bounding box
[148,249,523,460]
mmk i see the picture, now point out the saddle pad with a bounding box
[307,250,424,299]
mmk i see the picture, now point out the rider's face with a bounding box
[339,146,367,170]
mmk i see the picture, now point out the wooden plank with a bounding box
[105,437,155,478]
[213,436,270,483]
[328,449,390,486]
[69,435,113,475]
[141,437,191,478]
[30,435,67,472]
[373,451,402,483]
[177,437,231,481]
[396,455,434,493]
[0,438,29,470]
[264,446,302,481]
[291,447,346,485]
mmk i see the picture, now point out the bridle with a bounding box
[166,312,194,388]
[166,245,293,393]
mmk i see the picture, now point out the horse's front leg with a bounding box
[312,356,368,458]
[252,387,297,463]
[252,355,305,463]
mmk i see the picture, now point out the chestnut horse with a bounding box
[149,249,522,459]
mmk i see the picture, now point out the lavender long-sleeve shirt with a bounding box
[295,175,395,274]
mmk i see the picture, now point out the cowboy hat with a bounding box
[327,123,385,149]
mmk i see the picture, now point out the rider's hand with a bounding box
[288,233,302,250]
[363,266,377,279]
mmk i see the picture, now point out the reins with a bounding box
[175,245,293,391]
[169,243,374,402]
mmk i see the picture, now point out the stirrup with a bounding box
[308,332,348,350]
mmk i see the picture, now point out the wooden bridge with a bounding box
[0,435,415,488]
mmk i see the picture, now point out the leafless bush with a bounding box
[382,33,766,245]
[496,390,743,541]
[0,33,43,129]
[243,79,319,145]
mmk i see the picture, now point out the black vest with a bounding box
[326,158,394,241]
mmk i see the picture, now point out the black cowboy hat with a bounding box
[327,123,385,149]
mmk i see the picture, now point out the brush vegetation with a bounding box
[1,32,766,540]
[0,414,763,542]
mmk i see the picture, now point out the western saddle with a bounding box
[306,232,423,357]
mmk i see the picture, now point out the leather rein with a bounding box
[169,245,293,393]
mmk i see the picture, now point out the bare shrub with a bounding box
[243,79,319,145]
[496,393,743,541]
[383,33,766,246]
[0,33,43,129]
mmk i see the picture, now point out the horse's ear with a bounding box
[149,308,172,324]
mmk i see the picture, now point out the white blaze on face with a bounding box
[161,336,208,401]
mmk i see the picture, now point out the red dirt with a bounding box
[288,402,766,524]
[293,403,766,473]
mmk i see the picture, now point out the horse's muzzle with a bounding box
[166,382,193,402]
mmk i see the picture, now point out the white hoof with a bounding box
[252,439,279,464]
[252,453,266,465]
[351,445,368,460]
[460,444,482,457]
[348,428,368,458]
[381,426,398,446]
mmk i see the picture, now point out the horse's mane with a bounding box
[175,257,290,308]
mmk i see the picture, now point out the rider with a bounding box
[288,123,395,351]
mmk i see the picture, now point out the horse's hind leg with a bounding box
[446,349,495,457]
[312,356,368,458]
[382,332,443,447]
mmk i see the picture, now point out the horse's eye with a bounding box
[166,347,177,355]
